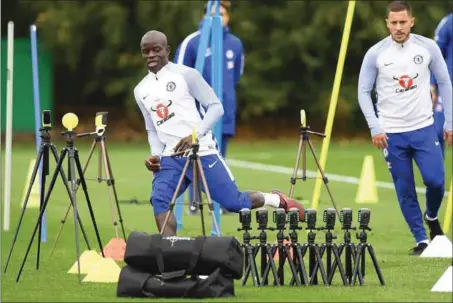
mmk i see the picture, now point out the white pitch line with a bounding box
[226,159,449,197]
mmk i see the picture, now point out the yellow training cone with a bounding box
[67,250,102,274]
[355,155,378,204]
[21,159,41,208]
[82,257,121,283]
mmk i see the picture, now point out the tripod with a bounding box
[351,226,385,286]
[256,227,280,286]
[161,138,220,236]
[288,112,340,217]
[301,227,328,285]
[270,228,299,286]
[328,225,362,285]
[288,226,309,286]
[239,228,260,287]
[3,126,91,277]
[50,127,126,256]
[316,227,348,285]
[13,127,105,283]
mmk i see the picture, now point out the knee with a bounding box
[424,176,444,191]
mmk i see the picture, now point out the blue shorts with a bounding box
[150,154,252,215]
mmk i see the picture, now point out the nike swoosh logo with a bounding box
[435,141,440,146]
[208,160,218,168]
[384,63,394,67]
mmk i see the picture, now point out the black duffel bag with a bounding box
[116,265,235,299]
[123,232,243,279]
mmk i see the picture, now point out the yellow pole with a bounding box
[442,180,452,233]
[311,1,356,211]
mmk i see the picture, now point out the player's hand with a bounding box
[145,156,161,172]
[444,130,452,146]
[173,135,195,156]
[372,133,388,149]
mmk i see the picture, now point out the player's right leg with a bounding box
[385,132,428,255]
[150,156,190,236]
[194,154,306,221]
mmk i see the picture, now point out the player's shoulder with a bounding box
[167,62,201,82]
[133,73,151,101]
[364,36,391,60]
[411,34,438,50]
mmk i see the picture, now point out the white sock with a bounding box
[425,214,438,221]
[262,193,281,208]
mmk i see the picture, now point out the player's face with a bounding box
[206,5,230,27]
[386,10,414,43]
[141,37,169,73]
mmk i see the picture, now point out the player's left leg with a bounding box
[411,125,445,240]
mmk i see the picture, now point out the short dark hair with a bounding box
[386,1,412,17]
[204,1,231,14]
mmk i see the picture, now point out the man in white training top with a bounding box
[134,30,305,236]
[357,1,452,255]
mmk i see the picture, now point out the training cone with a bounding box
[82,257,121,283]
[67,250,103,274]
[420,235,453,258]
[431,266,452,292]
[21,159,41,208]
[355,155,378,204]
[102,237,127,261]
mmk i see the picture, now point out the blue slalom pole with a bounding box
[175,0,214,231]
[30,25,47,243]
[210,0,223,236]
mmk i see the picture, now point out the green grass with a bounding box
[1,139,452,302]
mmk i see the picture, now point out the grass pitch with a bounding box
[1,139,452,302]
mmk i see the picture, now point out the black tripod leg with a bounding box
[74,151,105,257]
[310,245,328,285]
[260,245,278,286]
[351,243,364,286]
[309,244,324,285]
[350,243,363,285]
[367,244,385,285]
[101,140,127,240]
[4,148,44,273]
[241,245,252,286]
[16,149,67,282]
[328,243,344,284]
[250,246,260,287]
[332,245,348,286]
[292,245,309,285]
[36,145,48,270]
[284,245,301,286]
[48,145,91,258]
[277,245,286,285]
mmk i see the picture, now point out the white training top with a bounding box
[358,34,452,136]
[134,62,224,157]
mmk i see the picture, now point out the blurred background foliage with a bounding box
[2,0,452,135]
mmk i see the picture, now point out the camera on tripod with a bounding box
[358,208,371,230]
[288,207,301,230]
[305,208,317,230]
[273,208,287,230]
[339,208,354,230]
[255,208,268,230]
[322,208,336,230]
[238,208,252,231]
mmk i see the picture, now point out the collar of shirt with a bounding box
[390,33,413,49]
[148,62,172,79]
